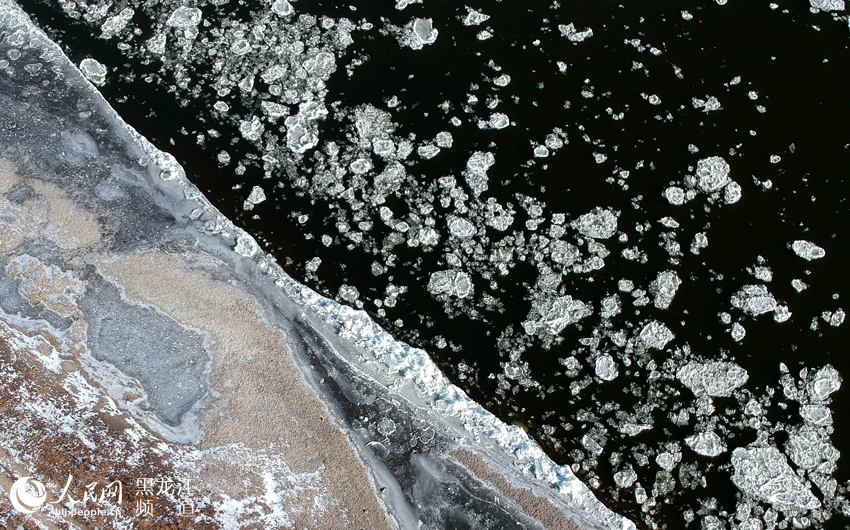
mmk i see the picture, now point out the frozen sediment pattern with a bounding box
[0,2,631,529]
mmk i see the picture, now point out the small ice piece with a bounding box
[461,7,490,26]
[724,181,742,204]
[79,58,107,86]
[464,151,495,197]
[572,207,618,239]
[676,361,749,397]
[428,270,473,299]
[166,6,202,29]
[558,23,594,42]
[488,113,510,129]
[649,270,681,309]
[791,240,826,261]
[638,320,674,350]
[685,431,726,457]
[730,322,746,342]
[664,186,685,205]
[271,0,294,16]
[695,156,731,192]
[594,354,618,381]
[730,446,821,511]
[792,278,808,292]
[448,216,475,238]
[810,0,845,11]
[234,233,259,257]
[731,284,777,316]
[799,404,832,426]
[808,365,841,401]
[243,186,267,211]
[239,116,265,141]
[405,18,439,50]
[525,295,592,336]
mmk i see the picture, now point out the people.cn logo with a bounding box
[9,476,47,514]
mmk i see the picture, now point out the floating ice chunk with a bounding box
[664,186,685,205]
[100,7,134,38]
[558,23,594,42]
[572,207,618,239]
[730,322,746,342]
[594,354,618,381]
[448,216,475,238]
[79,58,107,86]
[799,404,832,426]
[808,365,841,401]
[462,7,490,26]
[810,0,845,11]
[676,362,749,397]
[464,151,495,197]
[166,6,202,29]
[685,431,726,457]
[239,116,265,141]
[488,112,510,129]
[724,181,742,204]
[695,156,731,192]
[404,18,439,50]
[731,447,821,511]
[525,295,591,336]
[731,284,777,316]
[785,427,838,470]
[791,240,826,261]
[650,270,681,309]
[428,270,473,299]
[271,0,295,16]
[243,186,267,211]
[638,320,674,350]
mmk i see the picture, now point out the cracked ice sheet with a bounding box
[0,2,632,529]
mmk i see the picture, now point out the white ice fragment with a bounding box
[810,0,845,11]
[234,234,259,257]
[405,18,439,50]
[239,116,265,141]
[271,0,294,16]
[464,151,495,197]
[558,23,594,42]
[638,320,674,350]
[685,431,726,457]
[731,284,777,316]
[166,6,202,29]
[572,207,618,239]
[664,186,685,205]
[731,446,821,511]
[695,156,731,192]
[428,270,473,299]
[461,7,490,26]
[791,240,826,261]
[594,354,618,381]
[243,186,267,211]
[809,365,841,401]
[649,270,681,309]
[79,58,107,86]
[676,361,749,397]
[525,295,592,336]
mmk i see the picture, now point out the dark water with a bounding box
[18,0,850,527]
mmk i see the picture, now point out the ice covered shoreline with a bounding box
[0,1,633,528]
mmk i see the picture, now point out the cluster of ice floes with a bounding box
[9,0,850,528]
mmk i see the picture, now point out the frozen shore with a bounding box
[0,1,633,528]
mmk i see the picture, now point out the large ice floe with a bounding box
[0,1,632,528]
